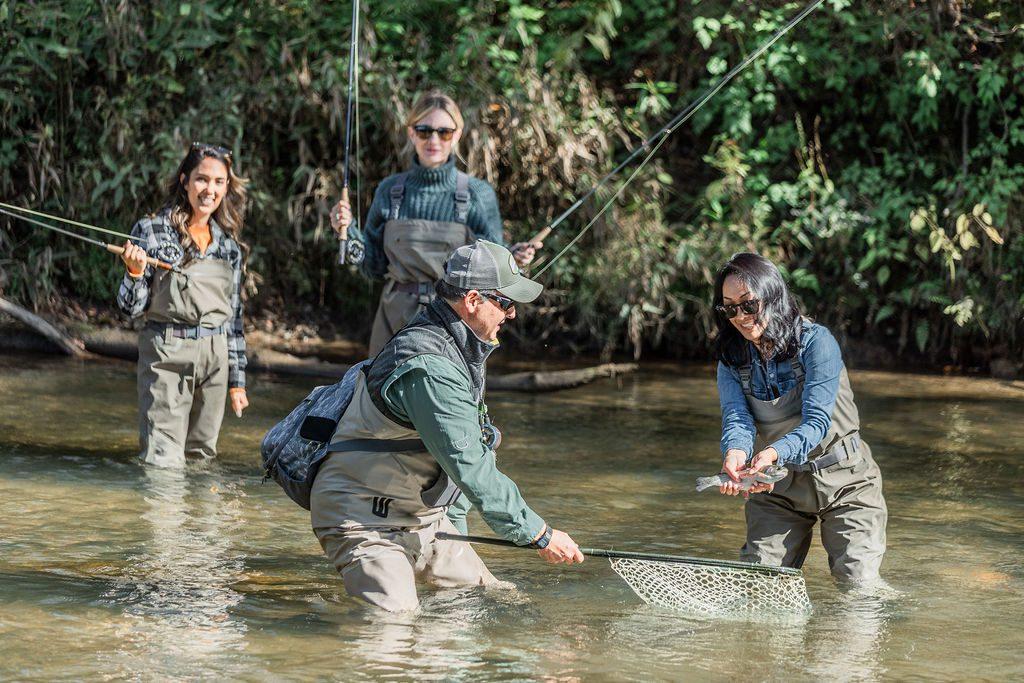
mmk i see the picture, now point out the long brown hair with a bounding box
[161,143,249,257]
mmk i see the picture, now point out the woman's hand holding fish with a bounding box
[744,447,779,495]
[719,449,748,496]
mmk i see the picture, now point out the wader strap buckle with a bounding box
[454,171,471,223]
[737,366,753,395]
[388,172,409,220]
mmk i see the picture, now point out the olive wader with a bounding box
[137,257,234,468]
[311,300,501,611]
[739,355,888,583]
[368,171,474,355]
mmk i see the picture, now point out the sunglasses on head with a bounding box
[481,291,515,312]
[715,299,760,319]
[412,124,456,142]
[191,141,232,158]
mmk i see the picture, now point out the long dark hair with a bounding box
[160,143,249,257]
[713,252,802,367]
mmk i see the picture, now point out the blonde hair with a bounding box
[404,90,464,130]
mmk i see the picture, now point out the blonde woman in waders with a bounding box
[117,143,250,468]
[713,253,887,584]
[330,91,539,356]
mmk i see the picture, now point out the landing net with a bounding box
[609,557,812,616]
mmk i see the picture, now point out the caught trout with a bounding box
[695,465,789,493]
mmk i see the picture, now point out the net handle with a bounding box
[436,532,803,577]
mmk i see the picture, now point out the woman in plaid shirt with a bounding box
[117,143,250,468]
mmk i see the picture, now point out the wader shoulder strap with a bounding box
[387,171,470,223]
[388,172,410,220]
[737,365,753,396]
[454,171,471,223]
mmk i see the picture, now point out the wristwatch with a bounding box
[530,525,553,549]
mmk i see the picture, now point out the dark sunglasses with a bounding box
[192,141,232,158]
[715,299,760,319]
[482,291,515,312]
[412,124,456,142]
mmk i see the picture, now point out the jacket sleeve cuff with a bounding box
[514,511,546,547]
[768,437,796,466]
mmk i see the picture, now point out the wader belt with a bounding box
[146,321,227,339]
[787,433,861,473]
[326,438,427,454]
[393,281,436,303]
[388,170,471,223]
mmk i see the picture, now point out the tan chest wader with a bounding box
[310,300,502,611]
[738,353,888,583]
[367,171,474,355]
[137,257,234,468]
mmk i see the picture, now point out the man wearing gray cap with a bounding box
[310,240,583,612]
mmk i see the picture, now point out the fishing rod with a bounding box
[0,205,176,272]
[337,0,361,265]
[531,0,827,276]
[436,532,802,576]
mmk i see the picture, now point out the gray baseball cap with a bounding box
[442,240,543,303]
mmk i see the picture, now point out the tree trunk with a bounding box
[0,297,87,357]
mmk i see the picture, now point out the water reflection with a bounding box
[2,359,1023,679]
[103,465,250,678]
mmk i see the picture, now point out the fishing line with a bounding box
[533,0,827,277]
[0,201,141,243]
[0,206,177,271]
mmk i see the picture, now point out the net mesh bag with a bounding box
[609,558,812,615]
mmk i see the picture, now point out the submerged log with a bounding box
[0,297,87,357]
[487,363,638,392]
[0,317,636,392]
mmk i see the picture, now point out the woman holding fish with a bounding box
[709,252,888,583]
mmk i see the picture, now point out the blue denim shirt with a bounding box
[717,321,844,466]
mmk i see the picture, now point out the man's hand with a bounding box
[229,387,249,417]
[719,448,748,496]
[538,529,584,565]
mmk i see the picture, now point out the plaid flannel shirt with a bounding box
[116,211,248,388]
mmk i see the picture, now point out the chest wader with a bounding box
[368,171,474,356]
[137,257,234,468]
[737,356,888,583]
[309,300,502,611]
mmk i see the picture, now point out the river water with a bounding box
[0,353,1021,681]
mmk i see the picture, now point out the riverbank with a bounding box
[1,301,1019,381]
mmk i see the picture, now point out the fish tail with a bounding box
[695,476,722,492]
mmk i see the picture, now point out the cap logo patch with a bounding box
[508,254,519,275]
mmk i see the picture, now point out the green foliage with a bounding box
[0,0,1021,366]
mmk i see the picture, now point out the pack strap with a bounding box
[788,433,860,473]
[327,438,427,453]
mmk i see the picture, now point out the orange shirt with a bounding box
[189,225,212,254]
